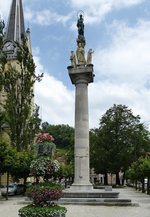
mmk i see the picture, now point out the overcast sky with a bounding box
[0,0,150,129]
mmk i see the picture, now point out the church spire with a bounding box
[4,0,25,44]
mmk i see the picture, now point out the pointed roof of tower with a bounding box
[4,0,25,44]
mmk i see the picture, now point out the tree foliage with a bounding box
[90,104,150,184]
[1,37,42,151]
[0,20,7,92]
[41,123,74,149]
[11,151,34,183]
[0,136,17,175]
[126,156,150,194]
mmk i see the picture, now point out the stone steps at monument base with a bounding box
[0,196,139,207]
[58,198,139,206]
[62,191,119,198]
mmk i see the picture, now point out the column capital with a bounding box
[68,64,94,85]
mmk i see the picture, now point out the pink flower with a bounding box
[35,133,54,143]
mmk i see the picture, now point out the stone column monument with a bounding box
[60,13,123,204]
[68,13,94,191]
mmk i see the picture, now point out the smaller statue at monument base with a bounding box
[70,50,76,68]
[76,42,86,65]
[87,48,94,65]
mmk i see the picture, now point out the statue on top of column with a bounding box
[77,12,86,48]
[77,14,84,37]
[69,12,94,67]
[76,12,86,65]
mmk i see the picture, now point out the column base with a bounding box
[69,182,93,191]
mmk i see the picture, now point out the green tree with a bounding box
[141,157,150,194]
[126,157,150,194]
[90,128,109,185]
[11,151,33,185]
[0,142,17,199]
[0,123,11,167]
[41,123,74,149]
[0,19,7,92]
[1,37,42,151]
[90,104,150,185]
[0,131,11,175]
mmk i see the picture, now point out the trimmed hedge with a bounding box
[18,205,67,217]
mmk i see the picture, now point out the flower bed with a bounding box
[26,182,63,205]
[19,182,66,217]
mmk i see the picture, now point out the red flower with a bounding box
[35,133,54,143]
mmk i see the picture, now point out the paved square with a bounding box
[0,187,150,217]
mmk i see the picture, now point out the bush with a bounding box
[19,205,67,217]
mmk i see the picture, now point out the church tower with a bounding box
[3,0,31,60]
[0,0,32,111]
